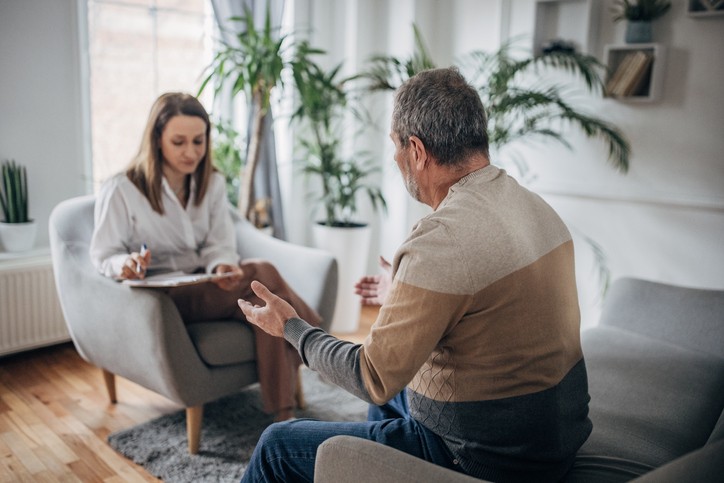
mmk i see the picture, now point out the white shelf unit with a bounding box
[603,43,666,102]
[533,0,596,56]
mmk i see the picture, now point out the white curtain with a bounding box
[210,0,287,239]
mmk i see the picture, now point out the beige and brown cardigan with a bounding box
[286,165,592,481]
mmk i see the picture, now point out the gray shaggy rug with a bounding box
[107,368,368,482]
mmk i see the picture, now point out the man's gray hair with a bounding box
[392,67,489,166]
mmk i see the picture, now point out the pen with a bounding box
[137,243,148,273]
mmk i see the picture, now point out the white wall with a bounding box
[292,0,724,327]
[508,0,724,326]
[0,0,89,248]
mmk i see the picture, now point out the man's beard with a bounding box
[402,159,421,202]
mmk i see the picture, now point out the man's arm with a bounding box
[238,281,375,403]
[285,318,374,403]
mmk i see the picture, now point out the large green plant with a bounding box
[361,27,630,174]
[291,45,386,227]
[611,0,671,22]
[212,120,245,207]
[0,159,30,223]
[199,5,315,220]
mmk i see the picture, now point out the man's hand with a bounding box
[238,281,299,338]
[354,256,392,306]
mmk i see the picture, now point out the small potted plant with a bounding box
[0,159,37,252]
[611,0,672,43]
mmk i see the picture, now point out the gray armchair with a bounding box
[49,195,337,453]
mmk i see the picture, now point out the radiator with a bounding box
[0,254,70,357]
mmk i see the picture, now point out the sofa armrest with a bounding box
[314,436,486,483]
[598,277,724,357]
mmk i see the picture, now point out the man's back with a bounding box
[362,165,591,481]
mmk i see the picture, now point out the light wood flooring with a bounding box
[0,306,378,482]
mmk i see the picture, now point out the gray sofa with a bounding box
[314,277,724,482]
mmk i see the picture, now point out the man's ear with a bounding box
[408,136,428,170]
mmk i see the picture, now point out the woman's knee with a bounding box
[244,259,283,287]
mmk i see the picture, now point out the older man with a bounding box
[238,67,591,482]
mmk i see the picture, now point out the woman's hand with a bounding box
[213,263,244,291]
[120,247,152,280]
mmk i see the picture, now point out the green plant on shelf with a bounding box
[611,0,671,22]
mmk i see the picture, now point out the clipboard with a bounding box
[122,270,237,288]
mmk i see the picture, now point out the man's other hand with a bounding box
[354,256,392,306]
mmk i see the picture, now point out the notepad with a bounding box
[122,270,237,288]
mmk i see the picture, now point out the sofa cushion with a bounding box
[577,325,724,472]
[186,320,256,366]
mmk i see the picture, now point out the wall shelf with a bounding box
[533,0,595,56]
[603,43,665,102]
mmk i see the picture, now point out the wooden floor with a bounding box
[0,306,378,482]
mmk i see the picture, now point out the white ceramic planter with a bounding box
[312,222,371,334]
[0,221,37,252]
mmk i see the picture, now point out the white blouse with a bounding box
[90,172,240,278]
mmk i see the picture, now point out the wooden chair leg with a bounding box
[101,369,117,403]
[186,405,203,454]
[295,366,306,410]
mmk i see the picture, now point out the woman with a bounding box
[90,92,320,421]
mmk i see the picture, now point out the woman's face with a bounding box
[159,114,207,179]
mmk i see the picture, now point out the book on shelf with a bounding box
[606,52,636,96]
[606,50,654,98]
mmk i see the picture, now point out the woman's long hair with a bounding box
[126,92,213,214]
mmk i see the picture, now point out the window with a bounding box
[86,0,214,188]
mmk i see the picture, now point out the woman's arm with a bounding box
[89,176,138,278]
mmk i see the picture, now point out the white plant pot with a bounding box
[312,222,371,334]
[0,221,37,252]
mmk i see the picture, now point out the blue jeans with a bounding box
[240,390,458,482]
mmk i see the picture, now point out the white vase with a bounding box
[312,222,371,334]
[0,221,37,252]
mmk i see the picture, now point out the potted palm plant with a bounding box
[198,5,318,223]
[291,46,386,332]
[212,119,245,209]
[360,26,630,175]
[611,0,672,43]
[0,159,36,252]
